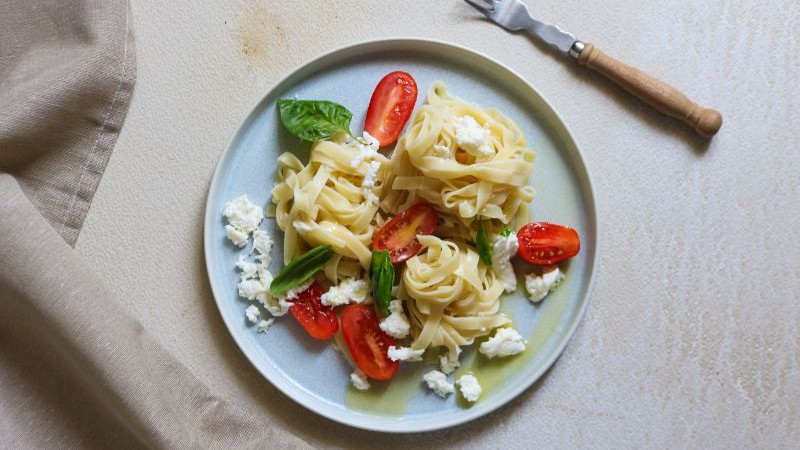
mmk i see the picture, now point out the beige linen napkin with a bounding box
[0,1,313,449]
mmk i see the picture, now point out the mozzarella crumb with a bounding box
[263,296,292,317]
[223,195,264,239]
[379,300,410,339]
[280,279,314,301]
[423,370,454,397]
[225,225,249,247]
[244,305,260,324]
[387,346,424,362]
[491,232,519,293]
[236,255,260,280]
[321,278,369,306]
[525,266,564,302]
[252,230,273,265]
[440,347,462,374]
[479,327,526,358]
[433,144,452,158]
[237,278,268,301]
[361,160,381,205]
[256,262,272,283]
[263,278,311,316]
[350,369,371,390]
[361,131,380,149]
[350,131,380,168]
[457,374,482,402]
[454,116,493,157]
[256,318,275,333]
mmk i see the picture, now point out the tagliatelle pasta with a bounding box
[271,138,390,280]
[399,235,509,359]
[383,81,536,239]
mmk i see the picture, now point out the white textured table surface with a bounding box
[76,0,799,448]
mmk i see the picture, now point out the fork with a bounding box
[463,0,723,137]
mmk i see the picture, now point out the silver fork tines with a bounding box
[463,0,495,17]
[461,0,578,54]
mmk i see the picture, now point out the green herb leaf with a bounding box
[500,226,513,237]
[277,99,353,141]
[370,250,394,316]
[269,245,333,296]
[477,221,492,268]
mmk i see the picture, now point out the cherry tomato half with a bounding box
[373,202,438,264]
[341,304,399,380]
[288,282,339,340]
[364,71,418,147]
[517,222,581,265]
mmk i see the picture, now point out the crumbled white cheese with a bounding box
[361,160,381,205]
[440,347,462,375]
[252,229,273,266]
[350,369,371,390]
[423,370,454,397]
[454,116,493,157]
[321,278,369,306]
[479,327,526,358]
[362,161,381,189]
[362,131,380,149]
[292,220,316,233]
[226,196,282,326]
[280,279,314,301]
[258,276,310,317]
[244,305,260,324]
[236,255,260,280]
[387,346,424,362]
[457,374,482,402]
[525,266,564,302]
[225,225,249,248]
[491,232,519,293]
[256,262,272,283]
[379,300,410,339]
[433,144,452,158]
[238,278,268,301]
[256,318,275,333]
[223,195,264,239]
[350,131,381,168]
[262,295,292,317]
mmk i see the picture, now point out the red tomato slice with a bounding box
[373,202,438,264]
[341,304,399,380]
[364,71,418,147]
[288,282,339,340]
[517,222,581,265]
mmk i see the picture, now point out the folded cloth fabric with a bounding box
[0,0,135,246]
[0,2,313,449]
[0,176,313,450]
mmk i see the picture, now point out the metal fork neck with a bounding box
[569,41,585,59]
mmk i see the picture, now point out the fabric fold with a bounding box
[0,0,136,245]
[0,1,315,448]
[0,174,314,449]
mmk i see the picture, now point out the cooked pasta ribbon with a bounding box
[271,138,389,280]
[383,81,536,238]
[400,235,509,358]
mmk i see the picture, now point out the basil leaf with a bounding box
[476,221,492,267]
[269,245,333,296]
[278,99,353,141]
[370,250,394,316]
[500,226,513,237]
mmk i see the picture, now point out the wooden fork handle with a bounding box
[577,43,723,137]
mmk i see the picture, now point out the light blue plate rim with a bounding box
[203,37,599,433]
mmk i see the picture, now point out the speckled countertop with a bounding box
[76,0,799,448]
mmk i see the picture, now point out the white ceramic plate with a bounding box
[204,38,598,432]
